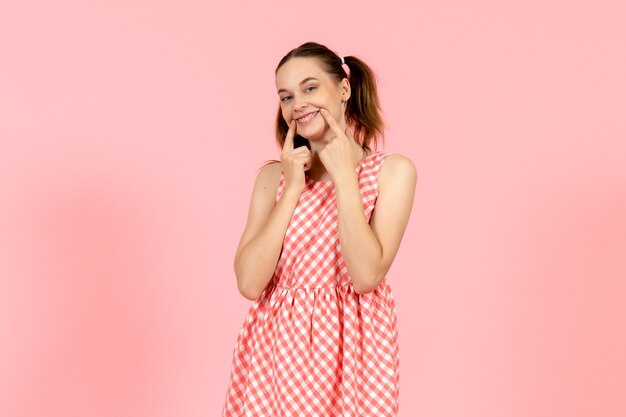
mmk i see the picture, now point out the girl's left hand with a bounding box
[318,108,362,183]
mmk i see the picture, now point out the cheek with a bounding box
[281,104,291,117]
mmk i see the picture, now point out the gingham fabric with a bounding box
[222,151,400,417]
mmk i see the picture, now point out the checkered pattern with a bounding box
[222,151,400,416]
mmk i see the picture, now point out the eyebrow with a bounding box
[277,77,319,94]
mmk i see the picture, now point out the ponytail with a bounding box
[260,42,386,171]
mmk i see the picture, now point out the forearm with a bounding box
[334,173,383,294]
[235,188,300,299]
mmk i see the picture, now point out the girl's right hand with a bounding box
[281,119,312,195]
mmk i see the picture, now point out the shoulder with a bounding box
[379,152,418,189]
[253,160,283,195]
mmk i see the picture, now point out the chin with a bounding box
[299,127,328,142]
[300,133,319,141]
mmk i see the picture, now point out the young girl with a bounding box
[221,41,417,417]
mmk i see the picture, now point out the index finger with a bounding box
[282,119,296,152]
[319,108,343,136]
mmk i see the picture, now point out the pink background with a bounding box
[1,1,625,416]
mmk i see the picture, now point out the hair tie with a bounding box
[341,56,345,65]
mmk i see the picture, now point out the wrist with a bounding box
[333,170,359,189]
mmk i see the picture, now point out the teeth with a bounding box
[298,111,318,123]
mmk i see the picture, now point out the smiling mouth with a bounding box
[296,110,320,124]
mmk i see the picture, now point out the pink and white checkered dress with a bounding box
[222,151,400,417]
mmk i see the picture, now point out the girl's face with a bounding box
[276,57,350,142]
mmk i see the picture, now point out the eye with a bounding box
[280,86,316,102]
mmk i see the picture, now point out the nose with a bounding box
[293,96,308,112]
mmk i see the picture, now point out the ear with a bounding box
[341,78,351,102]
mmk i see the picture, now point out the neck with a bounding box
[305,143,367,181]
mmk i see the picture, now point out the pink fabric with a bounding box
[222,151,400,416]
